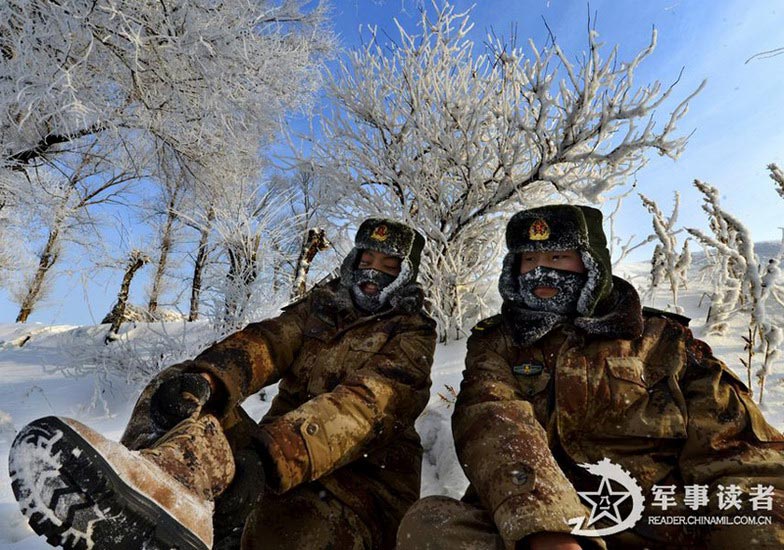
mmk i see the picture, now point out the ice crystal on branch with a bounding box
[640,192,690,313]
[302,2,702,339]
[687,178,784,403]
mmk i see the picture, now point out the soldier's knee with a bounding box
[398,496,463,547]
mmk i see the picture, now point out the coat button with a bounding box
[306,423,319,436]
[512,470,528,485]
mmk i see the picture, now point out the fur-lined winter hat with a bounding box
[498,205,613,316]
[340,218,426,311]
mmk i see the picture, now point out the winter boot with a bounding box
[8,414,235,550]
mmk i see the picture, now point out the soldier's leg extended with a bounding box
[9,413,234,550]
[9,362,243,550]
[397,495,508,550]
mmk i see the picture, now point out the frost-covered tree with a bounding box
[640,192,691,312]
[185,201,216,323]
[291,228,331,299]
[687,178,784,403]
[200,178,294,333]
[145,150,190,316]
[1,0,334,171]
[689,180,745,335]
[103,249,151,344]
[0,172,26,286]
[266,168,334,299]
[1,0,335,320]
[303,3,702,339]
[605,191,656,269]
[12,142,146,322]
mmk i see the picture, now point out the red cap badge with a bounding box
[529,219,550,241]
[371,224,389,242]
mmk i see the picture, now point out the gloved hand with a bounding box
[150,372,212,431]
[214,448,267,544]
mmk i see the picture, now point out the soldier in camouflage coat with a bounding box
[398,205,784,550]
[10,218,436,550]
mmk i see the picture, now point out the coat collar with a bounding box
[502,276,644,347]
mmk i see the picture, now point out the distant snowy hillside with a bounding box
[2,259,783,548]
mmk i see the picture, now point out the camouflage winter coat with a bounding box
[454,276,784,549]
[122,278,437,548]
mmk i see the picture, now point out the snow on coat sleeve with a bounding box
[256,318,435,494]
[452,328,590,545]
[193,299,309,415]
[677,333,784,548]
[121,300,308,450]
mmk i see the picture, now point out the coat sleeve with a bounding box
[255,317,436,494]
[452,329,595,546]
[120,300,308,450]
[678,332,784,548]
[188,300,309,415]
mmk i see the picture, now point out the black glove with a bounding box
[214,448,267,544]
[150,372,212,431]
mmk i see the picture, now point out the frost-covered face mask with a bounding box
[517,266,587,315]
[350,268,397,313]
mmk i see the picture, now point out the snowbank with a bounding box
[1,264,782,547]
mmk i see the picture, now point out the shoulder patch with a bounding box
[642,306,691,327]
[471,314,502,333]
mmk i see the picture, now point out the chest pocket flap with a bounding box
[606,356,647,387]
[604,356,687,439]
[348,332,390,354]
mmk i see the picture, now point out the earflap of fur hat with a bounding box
[576,250,603,316]
[339,248,360,286]
[498,253,521,304]
[576,206,613,314]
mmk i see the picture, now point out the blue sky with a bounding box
[2,0,783,325]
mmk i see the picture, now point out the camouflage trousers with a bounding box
[207,408,376,550]
[397,495,718,550]
[120,369,373,549]
[397,495,510,550]
[210,407,371,549]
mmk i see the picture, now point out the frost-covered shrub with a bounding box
[687,177,784,403]
[640,193,691,312]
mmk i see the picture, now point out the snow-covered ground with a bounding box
[2,261,783,548]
